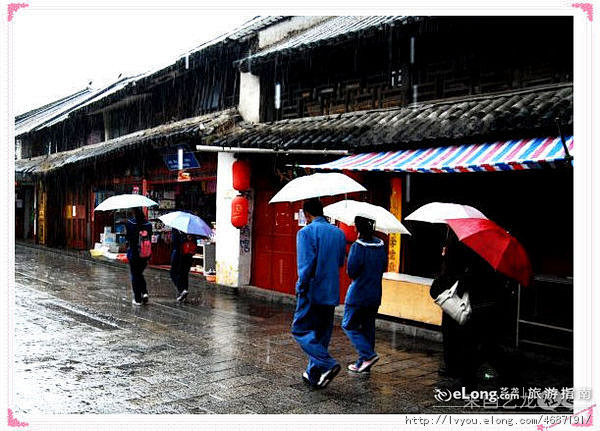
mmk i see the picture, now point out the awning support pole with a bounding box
[555,118,573,162]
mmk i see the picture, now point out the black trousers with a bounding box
[128,257,148,302]
[170,255,192,294]
[442,304,502,379]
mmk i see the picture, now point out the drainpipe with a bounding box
[33,182,38,243]
[195,145,349,155]
[103,111,111,141]
[410,36,417,104]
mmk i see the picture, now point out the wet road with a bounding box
[13,244,570,415]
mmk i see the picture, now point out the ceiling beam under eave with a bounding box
[85,93,152,116]
[195,144,348,155]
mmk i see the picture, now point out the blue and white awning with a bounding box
[304,136,574,173]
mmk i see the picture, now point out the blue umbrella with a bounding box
[159,211,212,237]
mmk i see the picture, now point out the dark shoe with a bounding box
[318,364,341,388]
[142,293,149,304]
[303,370,320,387]
[438,366,461,378]
[302,372,311,385]
[176,290,189,302]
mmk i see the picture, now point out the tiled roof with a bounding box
[16,88,94,136]
[15,76,141,136]
[186,16,288,53]
[213,84,573,152]
[16,17,285,133]
[16,109,239,175]
[237,16,418,68]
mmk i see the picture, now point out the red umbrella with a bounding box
[445,218,533,286]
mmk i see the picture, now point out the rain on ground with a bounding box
[13,244,571,415]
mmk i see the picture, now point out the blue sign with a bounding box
[163,149,200,171]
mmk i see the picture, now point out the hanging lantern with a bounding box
[231,195,249,228]
[339,221,357,243]
[232,160,251,191]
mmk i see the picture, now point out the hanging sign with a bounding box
[163,145,200,171]
[177,171,192,182]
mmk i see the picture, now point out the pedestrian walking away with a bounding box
[291,198,346,388]
[170,228,196,302]
[342,216,387,374]
[430,230,507,382]
[125,207,153,305]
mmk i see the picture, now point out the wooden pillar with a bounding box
[388,177,402,273]
[142,178,148,218]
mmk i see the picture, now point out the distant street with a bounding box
[13,244,570,414]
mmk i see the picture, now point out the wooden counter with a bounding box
[379,273,442,326]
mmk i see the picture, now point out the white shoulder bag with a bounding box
[434,281,472,325]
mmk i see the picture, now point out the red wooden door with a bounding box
[251,187,352,303]
[252,189,300,295]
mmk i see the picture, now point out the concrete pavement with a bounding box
[13,244,571,414]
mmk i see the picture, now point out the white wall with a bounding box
[238,72,260,123]
[258,16,329,49]
[215,152,254,287]
[215,152,240,286]
[237,187,253,286]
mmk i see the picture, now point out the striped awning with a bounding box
[304,136,574,173]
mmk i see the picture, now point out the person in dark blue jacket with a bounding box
[170,228,194,302]
[291,198,346,388]
[125,207,153,306]
[342,216,387,373]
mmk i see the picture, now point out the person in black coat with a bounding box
[431,230,505,382]
[125,207,153,306]
[170,228,195,302]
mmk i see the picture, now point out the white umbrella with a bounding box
[269,173,366,203]
[159,211,212,236]
[404,202,487,224]
[94,194,158,211]
[323,200,411,235]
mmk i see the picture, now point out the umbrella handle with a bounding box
[443,225,450,247]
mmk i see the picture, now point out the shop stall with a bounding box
[89,148,217,273]
[144,149,218,273]
[307,137,574,347]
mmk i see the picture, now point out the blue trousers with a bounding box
[342,304,378,362]
[291,295,337,380]
[128,257,148,302]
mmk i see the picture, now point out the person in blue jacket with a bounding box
[291,198,346,388]
[342,215,387,373]
[125,207,153,306]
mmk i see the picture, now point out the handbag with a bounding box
[434,281,472,325]
[181,238,197,255]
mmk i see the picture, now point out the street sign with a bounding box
[163,146,200,171]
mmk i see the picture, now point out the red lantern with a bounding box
[231,195,249,228]
[339,222,357,243]
[232,160,251,191]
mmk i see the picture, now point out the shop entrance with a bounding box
[251,165,363,302]
[146,178,217,268]
[65,188,88,250]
